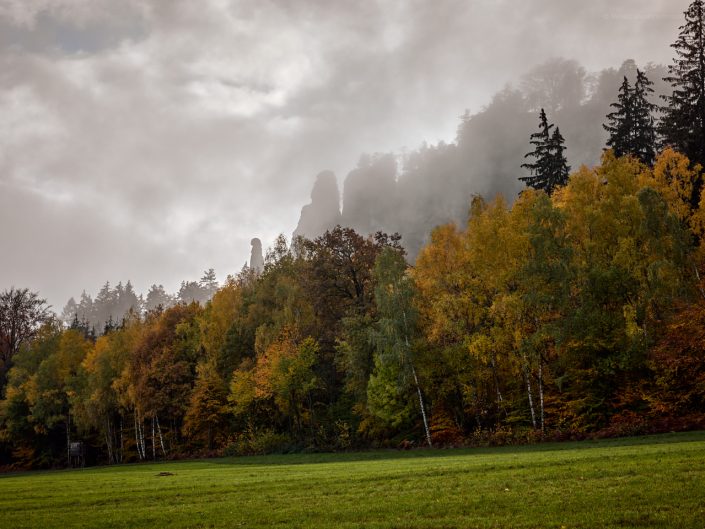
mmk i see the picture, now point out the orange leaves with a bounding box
[230,327,319,422]
[646,300,705,417]
[252,331,295,401]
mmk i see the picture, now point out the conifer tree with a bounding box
[604,76,634,157]
[520,109,570,195]
[547,127,570,188]
[660,0,705,178]
[632,69,657,166]
[604,71,657,165]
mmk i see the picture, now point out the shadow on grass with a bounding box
[206,430,705,467]
[2,430,703,478]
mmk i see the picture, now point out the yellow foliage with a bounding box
[641,148,699,224]
[199,277,242,362]
[229,358,257,416]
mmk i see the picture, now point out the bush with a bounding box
[224,428,292,456]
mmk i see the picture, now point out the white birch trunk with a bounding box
[133,410,143,460]
[140,418,146,459]
[694,264,705,301]
[411,364,432,448]
[402,308,432,448]
[522,352,537,429]
[538,360,545,433]
[156,415,167,457]
[136,411,146,460]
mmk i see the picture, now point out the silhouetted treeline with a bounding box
[59,269,220,337]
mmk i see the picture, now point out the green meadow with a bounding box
[1,432,704,529]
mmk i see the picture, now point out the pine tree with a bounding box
[632,69,657,166]
[660,0,705,180]
[604,76,634,158]
[548,127,570,188]
[199,268,219,300]
[604,71,657,165]
[520,109,570,195]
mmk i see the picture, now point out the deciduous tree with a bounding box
[0,288,51,389]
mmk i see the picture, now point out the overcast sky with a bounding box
[0,0,690,310]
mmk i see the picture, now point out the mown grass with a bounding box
[1,431,703,529]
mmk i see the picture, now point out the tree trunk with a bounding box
[694,264,705,302]
[402,308,432,448]
[133,410,142,460]
[522,352,537,429]
[156,415,167,457]
[105,417,114,464]
[490,354,504,405]
[152,417,156,460]
[471,385,482,429]
[133,411,138,460]
[66,411,71,468]
[171,418,177,450]
[411,364,432,448]
[135,410,147,461]
[120,416,124,463]
[308,392,316,442]
[538,360,545,433]
[140,418,146,459]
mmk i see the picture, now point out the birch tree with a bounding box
[371,248,432,447]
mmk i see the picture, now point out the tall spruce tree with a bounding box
[604,71,657,165]
[521,109,570,195]
[660,0,705,180]
[632,69,657,166]
[604,76,634,158]
[547,127,570,188]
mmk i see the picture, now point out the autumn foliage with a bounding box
[1,151,705,468]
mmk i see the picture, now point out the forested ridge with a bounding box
[2,1,705,469]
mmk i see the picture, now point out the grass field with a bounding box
[1,432,704,529]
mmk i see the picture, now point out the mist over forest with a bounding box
[52,56,661,328]
[50,54,678,386]
[67,57,669,322]
[294,58,671,258]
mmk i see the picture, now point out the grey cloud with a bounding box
[0,0,691,308]
[0,1,147,53]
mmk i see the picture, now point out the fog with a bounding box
[0,0,689,309]
[294,59,672,258]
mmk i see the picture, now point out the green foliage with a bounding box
[371,248,417,371]
[224,427,292,456]
[365,355,413,431]
[335,313,376,403]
